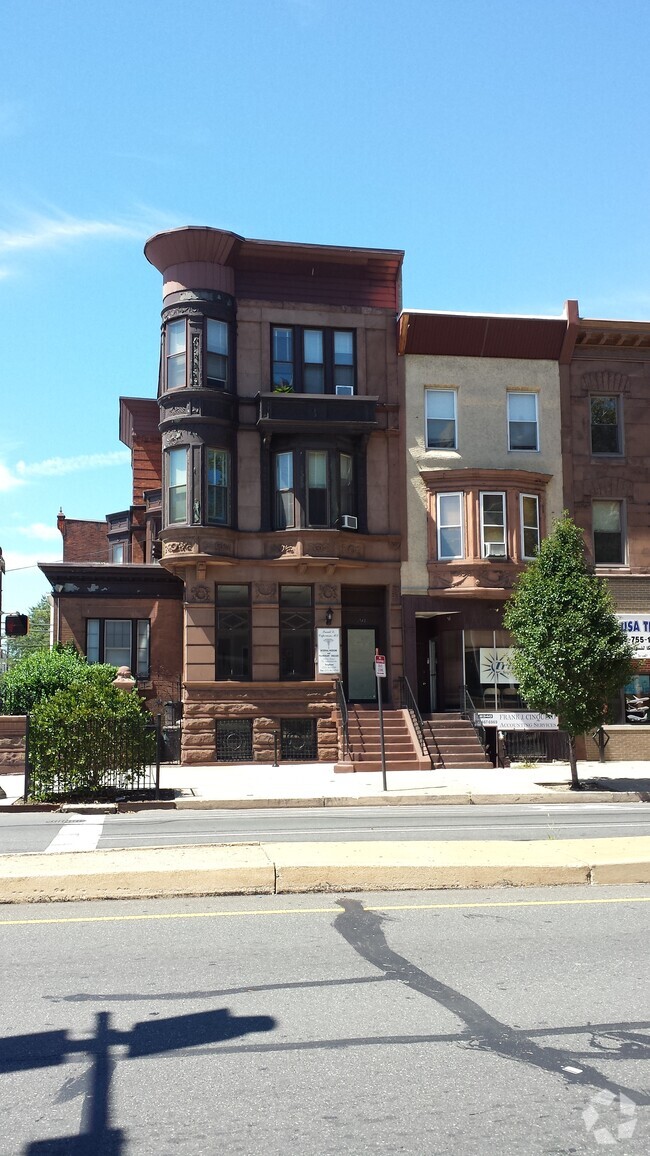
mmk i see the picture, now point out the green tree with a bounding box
[5,594,52,664]
[0,645,117,716]
[503,513,633,788]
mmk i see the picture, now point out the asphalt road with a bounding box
[1,884,648,1155]
[1,802,650,855]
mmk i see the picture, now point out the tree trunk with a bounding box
[568,734,581,789]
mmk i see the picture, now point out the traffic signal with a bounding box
[5,613,29,637]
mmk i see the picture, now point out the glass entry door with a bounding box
[346,628,377,701]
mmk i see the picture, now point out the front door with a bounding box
[345,627,377,701]
[428,639,437,712]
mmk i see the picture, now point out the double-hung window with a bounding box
[593,500,625,565]
[425,390,457,449]
[271,326,356,394]
[436,493,464,559]
[507,393,538,451]
[166,319,186,390]
[207,449,230,525]
[590,396,622,455]
[480,492,507,558]
[520,494,540,559]
[272,449,356,530]
[275,452,295,529]
[206,320,228,390]
[86,619,150,678]
[167,447,187,524]
[306,451,328,526]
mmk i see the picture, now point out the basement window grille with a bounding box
[280,718,317,761]
[215,719,253,762]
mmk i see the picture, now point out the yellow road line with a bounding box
[1,894,649,926]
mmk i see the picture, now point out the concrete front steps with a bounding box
[424,713,493,770]
[335,706,432,773]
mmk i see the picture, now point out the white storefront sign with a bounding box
[317,628,341,674]
[476,711,559,731]
[615,614,650,659]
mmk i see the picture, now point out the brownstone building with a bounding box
[564,306,650,757]
[43,226,409,767]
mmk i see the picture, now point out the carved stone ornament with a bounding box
[309,541,333,556]
[191,333,201,389]
[341,543,363,558]
[193,500,201,524]
[265,541,297,558]
[163,540,189,555]
[391,585,401,605]
[580,371,631,395]
[163,429,184,445]
[163,306,204,321]
[319,584,338,601]
[254,582,277,601]
[188,583,212,603]
[165,406,188,419]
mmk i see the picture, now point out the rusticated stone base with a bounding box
[180,681,339,765]
[0,717,27,773]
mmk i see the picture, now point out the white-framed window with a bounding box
[480,492,507,558]
[590,396,622,455]
[167,447,187,524]
[206,319,228,390]
[207,449,230,525]
[425,389,457,449]
[86,618,150,678]
[593,500,625,565]
[507,392,538,451]
[520,494,540,559]
[436,492,464,559]
[166,319,186,390]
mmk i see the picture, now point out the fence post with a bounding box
[155,715,161,799]
[24,714,31,802]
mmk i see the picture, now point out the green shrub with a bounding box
[28,683,155,801]
[0,645,117,716]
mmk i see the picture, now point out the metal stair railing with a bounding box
[459,685,491,762]
[335,678,351,762]
[399,676,438,768]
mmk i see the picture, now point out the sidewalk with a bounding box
[2,759,650,808]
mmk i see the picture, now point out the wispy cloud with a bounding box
[15,450,130,479]
[0,450,130,490]
[15,522,61,542]
[0,212,144,255]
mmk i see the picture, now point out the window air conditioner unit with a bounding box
[341,514,358,530]
[486,543,506,559]
[335,385,354,396]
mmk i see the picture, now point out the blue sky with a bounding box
[2,0,650,618]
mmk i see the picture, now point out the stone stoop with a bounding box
[424,713,493,770]
[334,706,431,773]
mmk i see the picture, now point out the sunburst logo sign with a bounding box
[479,647,518,685]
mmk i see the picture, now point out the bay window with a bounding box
[436,492,464,559]
[275,452,295,529]
[167,447,187,524]
[206,319,229,390]
[480,492,507,558]
[166,319,186,390]
[306,451,328,526]
[207,449,230,525]
[520,494,540,559]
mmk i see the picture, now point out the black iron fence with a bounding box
[25,715,161,802]
[502,729,569,764]
[215,719,253,762]
[279,718,317,761]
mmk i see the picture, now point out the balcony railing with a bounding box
[257,392,378,431]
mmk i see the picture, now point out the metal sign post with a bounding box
[375,649,387,792]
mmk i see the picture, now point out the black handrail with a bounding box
[335,678,351,761]
[460,685,490,759]
[399,675,437,768]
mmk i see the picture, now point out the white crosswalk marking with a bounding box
[44,815,106,853]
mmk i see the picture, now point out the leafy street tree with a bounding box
[5,594,51,664]
[503,513,633,788]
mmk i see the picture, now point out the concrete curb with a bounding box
[1,837,649,904]
[0,790,647,814]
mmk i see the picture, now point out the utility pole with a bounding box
[0,547,5,674]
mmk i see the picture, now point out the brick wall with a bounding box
[57,514,108,562]
[583,726,650,761]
